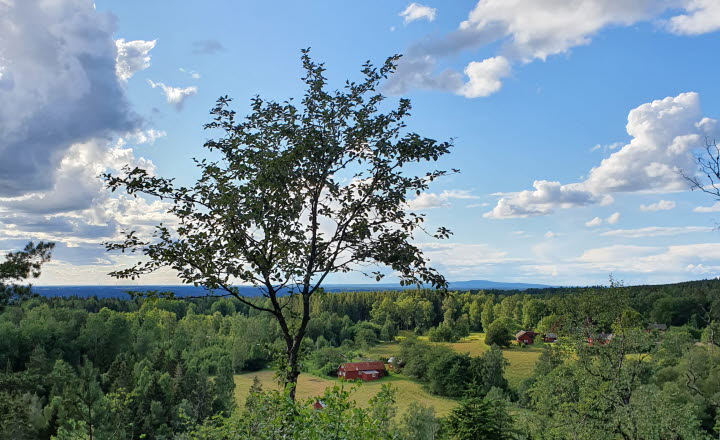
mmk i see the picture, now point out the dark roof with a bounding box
[339,361,385,372]
[515,330,536,338]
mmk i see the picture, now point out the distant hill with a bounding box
[33,279,554,298]
[447,280,554,290]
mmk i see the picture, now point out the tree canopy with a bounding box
[104,50,454,397]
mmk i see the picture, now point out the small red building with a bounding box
[543,333,558,343]
[587,333,614,346]
[515,330,537,345]
[337,361,386,381]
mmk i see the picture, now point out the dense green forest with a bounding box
[1,279,719,439]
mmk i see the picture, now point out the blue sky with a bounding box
[1,0,720,286]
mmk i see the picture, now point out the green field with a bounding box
[235,332,545,415]
[234,370,458,416]
[373,331,544,387]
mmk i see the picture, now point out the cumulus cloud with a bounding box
[148,80,198,110]
[606,212,621,225]
[0,0,140,197]
[400,3,436,24]
[192,39,225,55]
[640,200,676,211]
[115,38,156,81]
[585,217,603,227]
[485,92,717,218]
[407,190,479,210]
[459,56,510,98]
[483,180,603,218]
[665,0,720,35]
[386,0,720,97]
[694,202,720,212]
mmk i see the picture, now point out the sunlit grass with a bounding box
[234,369,458,416]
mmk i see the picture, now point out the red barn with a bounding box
[337,361,386,381]
[515,330,537,345]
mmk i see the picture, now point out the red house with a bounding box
[543,333,558,343]
[515,330,537,345]
[337,361,386,381]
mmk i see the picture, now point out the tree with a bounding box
[484,319,512,347]
[480,298,495,332]
[398,402,439,440]
[0,241,54,310]
[682,138,720,205]
[103,50,453,399]
[444,396,512,440]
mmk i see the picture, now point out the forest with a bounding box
[1,279,719,439]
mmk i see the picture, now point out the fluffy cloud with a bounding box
[387,0,720,97]
[115,38,156,81]
[407,190,479,210]
[459,56,510,98]
[148,80,198,110]
[0,0,140,197]
[665,0,720,35]
[399,3,436,24]
[640,200,676,211]
[484,180,602,218]
[485,92,717,218]
[606,212,621,225]
[694,202,720,212]
[585,217,603,227]
[601,226,711,238]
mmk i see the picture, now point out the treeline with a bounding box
[1,279,719,438]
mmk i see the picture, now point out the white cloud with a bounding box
[590,141,624,152]
[576,243,720,276]
[606,212,621,225]
[483,180,602,218]
[665,0,720,35]
[585,217,603,227]
[400,3,436,24]
[0,0,141,197]
[640,200,676,211]
[694,202,720,213]
[601,226,711,238]
[115,39,156,81]
[386,1,720,98]
[407,190,479,210]
[148,80,198,110]
[179,67,201,79]
[485,92,717,219]
[459,56,511,98]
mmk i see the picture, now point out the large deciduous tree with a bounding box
[103,50,454,399]
[0,241,54,310]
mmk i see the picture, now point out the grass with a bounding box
[376,331,544,387]
[234,332,545,416]
[234,370,458,416]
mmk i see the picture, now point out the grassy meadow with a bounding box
[235,332,546,415]
[234,369,458,416]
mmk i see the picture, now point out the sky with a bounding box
[1,0,720,287]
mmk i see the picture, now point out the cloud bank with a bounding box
[387,0,720,98]
[484,92,717,218]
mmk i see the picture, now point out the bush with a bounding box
[484,320,512,347]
